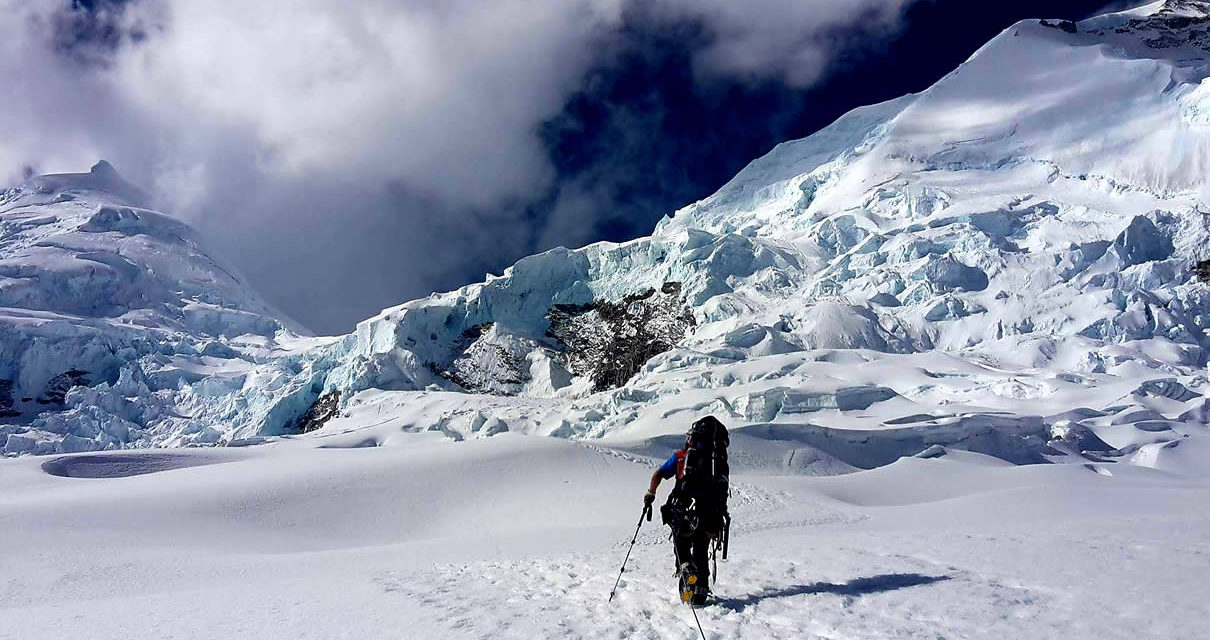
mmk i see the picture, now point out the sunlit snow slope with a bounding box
[3,1,1210,466]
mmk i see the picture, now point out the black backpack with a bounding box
[665,416,730,535]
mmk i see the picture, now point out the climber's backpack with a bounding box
[664,416,730,535]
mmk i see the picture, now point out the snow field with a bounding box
[3,426,1209,639]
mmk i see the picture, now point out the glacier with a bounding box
[3,0,1210,473]
[0,161,327,453]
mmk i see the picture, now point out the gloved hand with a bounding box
[643,491,656,507]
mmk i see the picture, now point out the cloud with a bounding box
[646,0,918,86]
[0,0,922,333]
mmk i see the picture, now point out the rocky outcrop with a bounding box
[1039,19,1078,34]
[546,283,695,392]
[36,370,90,406]
[0,380,17,418]
[293,390,342,434]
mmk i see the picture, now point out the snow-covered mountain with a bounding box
[0,161,324,453]
[4,0,1210,468]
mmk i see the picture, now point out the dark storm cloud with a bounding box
[0,0,1130,333]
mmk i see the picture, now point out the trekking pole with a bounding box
[687,602,708,640]
[608,502,652,602]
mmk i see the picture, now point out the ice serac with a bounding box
[273,1,1209,455]
[4,1,1210,463]
[310,2,1209,437]
[0,161,319,453]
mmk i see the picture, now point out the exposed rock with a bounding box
[1040,19,1078,34]
[1114,1,1210,50]
[37,370,90,406]
[0,380,17,418]
[294,390,341,434]
[546,283,695,392]
[1194,259,1210,282]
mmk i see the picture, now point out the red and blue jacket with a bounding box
[657,449,687,480]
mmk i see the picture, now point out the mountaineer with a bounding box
[644,415,731,606]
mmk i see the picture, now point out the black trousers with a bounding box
[674,528,713,585]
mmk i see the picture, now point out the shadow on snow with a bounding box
[716,573,951,612]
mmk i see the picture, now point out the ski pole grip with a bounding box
[645,503,652,522]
